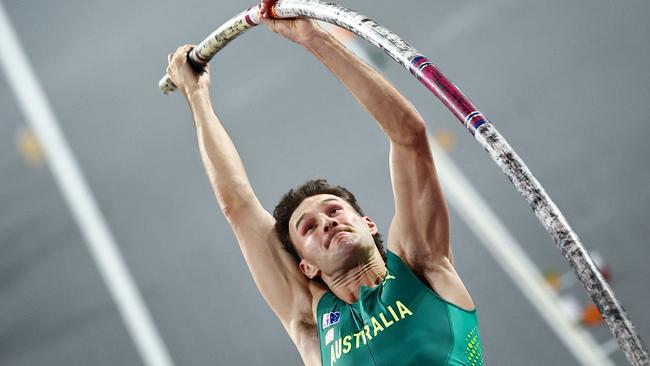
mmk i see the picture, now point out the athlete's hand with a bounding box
[260,16,326,46]
[166,44,211,97]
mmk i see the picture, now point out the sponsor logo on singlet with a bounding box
[382,270,396,284]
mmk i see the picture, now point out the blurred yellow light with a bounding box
[16,126,44,167]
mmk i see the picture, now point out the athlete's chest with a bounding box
[318,275,452,366]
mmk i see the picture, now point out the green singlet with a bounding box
[316,251,484,366]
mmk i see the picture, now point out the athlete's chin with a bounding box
[330,233,359,252]
[332,236,372,263]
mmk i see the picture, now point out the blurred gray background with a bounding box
[1,0,649,365]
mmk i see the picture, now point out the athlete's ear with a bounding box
[299,259,320,279]
[362,216,378,236]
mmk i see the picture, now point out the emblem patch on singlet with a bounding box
[322,311,341,329]
[325,327,335,345]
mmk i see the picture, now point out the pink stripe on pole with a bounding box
[409,56,486,134]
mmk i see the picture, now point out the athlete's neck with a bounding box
[325,253,386,304]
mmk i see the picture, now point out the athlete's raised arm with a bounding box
[166,46,322,358]
[262,16,474,309]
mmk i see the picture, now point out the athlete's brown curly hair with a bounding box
[273,179,386,265]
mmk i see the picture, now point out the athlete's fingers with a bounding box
[172,46,185,64]
[260,0,276,18]
[170,44,195,65]
[175,44,193,58]
[259,1,266,17]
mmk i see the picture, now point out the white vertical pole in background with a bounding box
[0,3,175,366]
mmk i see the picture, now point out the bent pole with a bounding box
[158,1,649,364]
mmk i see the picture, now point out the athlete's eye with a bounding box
[330,207,342,215]
[304,223,316,234]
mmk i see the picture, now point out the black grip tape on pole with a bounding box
[186,48,206,74]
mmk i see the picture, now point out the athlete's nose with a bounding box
[323,217,339,233]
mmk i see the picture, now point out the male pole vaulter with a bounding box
[166,2,484,364]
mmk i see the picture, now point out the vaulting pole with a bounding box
[158,2,649,364]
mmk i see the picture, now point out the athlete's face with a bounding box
[288,194,378,279]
